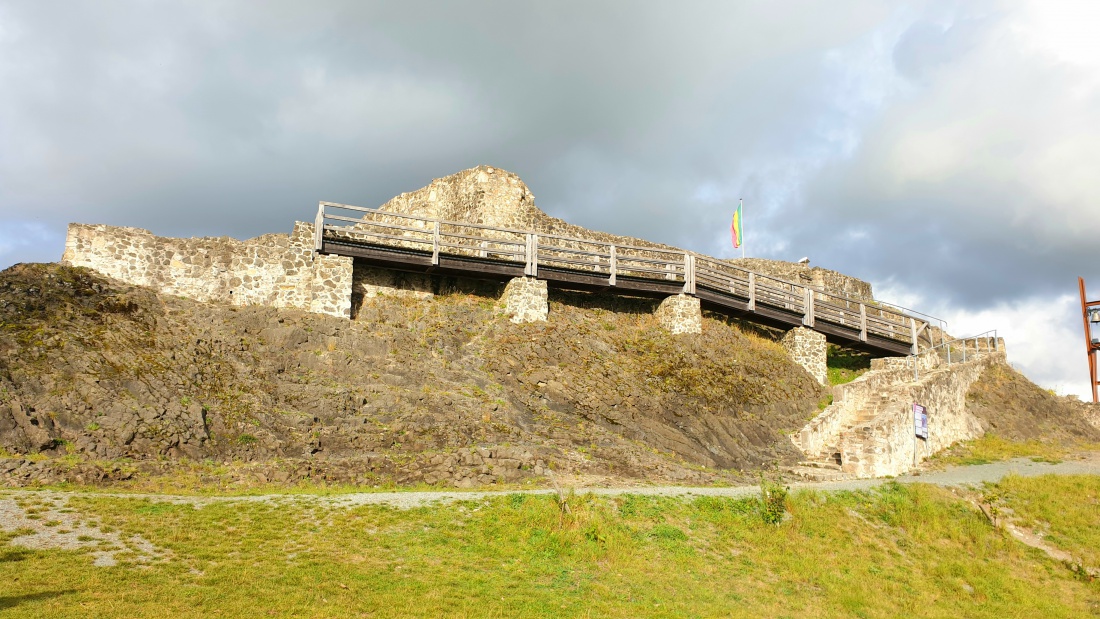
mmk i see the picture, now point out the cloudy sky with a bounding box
[1,1,1098,397]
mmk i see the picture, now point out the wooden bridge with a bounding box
[313,202,933,357]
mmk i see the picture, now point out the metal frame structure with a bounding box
[1079,277,1100,403]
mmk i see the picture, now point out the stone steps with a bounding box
[785,464,856,483]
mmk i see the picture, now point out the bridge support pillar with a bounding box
[781,327,827,386]
[499,277,548,323]
[655,294,702,335]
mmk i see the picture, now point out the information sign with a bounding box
[913,403,928,440]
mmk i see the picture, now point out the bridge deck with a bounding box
[316,203,929,357]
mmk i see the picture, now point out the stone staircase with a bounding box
[788,351,1004,480]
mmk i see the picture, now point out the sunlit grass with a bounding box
[996,474,1100,569]
[1,481,1097,617]
[932,435,1073,466]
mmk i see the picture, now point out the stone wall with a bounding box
[655,294,702,335]
[62,222,353,318]
[780,327,827,386]
[792,350,1003,478]
[728,257,874,300]
[379,165,682,254]
[498,277,548,323]
[838,353,1002,477]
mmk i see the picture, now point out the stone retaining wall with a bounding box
[793,350,1003,478]
[838,353,1002,477]
[62,222,353,318]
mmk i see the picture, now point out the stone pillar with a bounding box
[781,327,827,386]
[499,277,548,323]
[655,294,702,335]
[308,253,354,318]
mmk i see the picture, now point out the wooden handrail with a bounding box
[318,201,932,346]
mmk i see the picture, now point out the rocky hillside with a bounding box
[964,362,1100,442]
[0,263,824,488]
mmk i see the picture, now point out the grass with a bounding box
[931,434,1070,466]
[1,480,1098,617]
[995,474,1100,569]
[826,344,871,386]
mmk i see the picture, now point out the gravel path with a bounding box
[1,455,1096,567]
[3,454,1097,510]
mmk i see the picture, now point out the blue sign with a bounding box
[913,404,928,440]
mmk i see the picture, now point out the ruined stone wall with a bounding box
[379,165,680,253]
[62,222,353,318]
[728,257,874,301]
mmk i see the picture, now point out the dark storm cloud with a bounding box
[1,0,1095,314]
[0,0,888,247]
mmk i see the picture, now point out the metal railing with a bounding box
[315,201,939,351]
[906,330,1000,380]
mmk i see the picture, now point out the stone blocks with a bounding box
[655,294,702,335]
[781,327,827,386]
[499,277,548,323]
[62,221,354,318]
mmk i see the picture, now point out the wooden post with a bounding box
[478,240,488,259]
[859,303,867,342]
[314,203,324,253]
[531,234,538,277]
[748,272,756,311]
[909,318,918,355]
[803,288,814,327]
[524,234,534,276]
[683,254,695,294]
[431,221,440,266]
[609,245,617,287]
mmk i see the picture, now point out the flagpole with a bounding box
[740,198,745,259]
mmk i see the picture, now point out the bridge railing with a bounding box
[316,202,931,350]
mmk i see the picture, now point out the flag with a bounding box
[731,200,743,249]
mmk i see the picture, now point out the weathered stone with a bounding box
[781,327,827,386]
[62,222,353,318]
[499,277,547,323]
[655,294,701,335]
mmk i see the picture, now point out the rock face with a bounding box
[0,263,826,487]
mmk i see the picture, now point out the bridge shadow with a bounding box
[548,288,658,315]
[704,310,784,341]
[0,589,78,610]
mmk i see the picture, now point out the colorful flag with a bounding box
[731,200,743,249]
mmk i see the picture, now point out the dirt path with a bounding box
[2,454,1096,568]
[3,454,1097,510]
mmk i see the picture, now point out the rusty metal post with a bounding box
[1079,277,1100,403]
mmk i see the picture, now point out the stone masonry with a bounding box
[655,294,702,335]
[498,277,548,323]
[780,327,827,386]
[62,221,353,318]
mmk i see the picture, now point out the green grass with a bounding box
[931,435,1070,466]
[995,474,1100,569]
[826,345,871,386]
[1,480,1098,617]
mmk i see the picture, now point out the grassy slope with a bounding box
[934,363,1100,466]
[2,477,1098,617]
